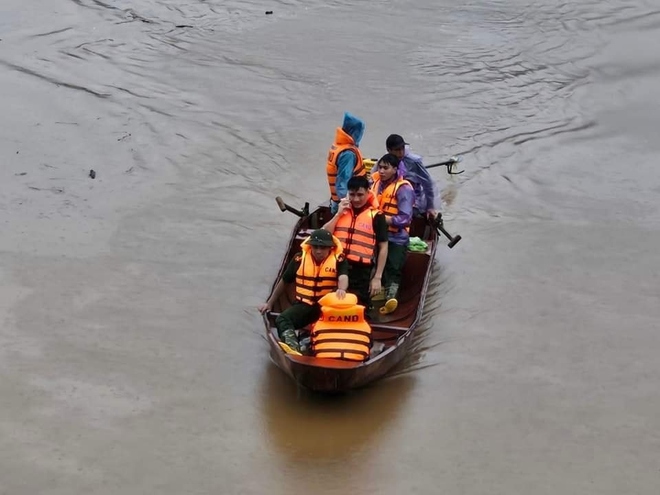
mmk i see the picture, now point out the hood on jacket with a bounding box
[341,112,365,146]
[397,159,407,179]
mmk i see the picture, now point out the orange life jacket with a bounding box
[371,172,412,234]
[326,127,366,202]
[334,192,379,265]
[295,234,344,305]
[312,292,372,361]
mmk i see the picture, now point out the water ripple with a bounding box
[0,59,111,98]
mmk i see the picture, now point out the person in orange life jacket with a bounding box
[321,175,389,307]
[386,134,439,220]
[326,112,366,215]
[258,229,349,354]
[370,153,415,314]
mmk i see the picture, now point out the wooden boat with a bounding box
[262,200,459,393]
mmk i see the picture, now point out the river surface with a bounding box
[1,0,659,493]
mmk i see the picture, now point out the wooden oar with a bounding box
[275,196,310,218]
[432,215,462,248]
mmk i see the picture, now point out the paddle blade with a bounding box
[448,156,465,174]
[447,235,462,248]
[362,158,377,174]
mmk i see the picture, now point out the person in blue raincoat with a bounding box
[325,112,366,214]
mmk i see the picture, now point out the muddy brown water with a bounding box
[1,0,659,493]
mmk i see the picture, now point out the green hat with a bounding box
[307,229,334,247]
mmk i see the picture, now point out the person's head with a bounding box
[386,134,407,160]
[376,153,400,182]
[346,175,370,209]
[341,112,365,146]
[306,229,335,262]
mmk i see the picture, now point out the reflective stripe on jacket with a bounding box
[295,235,344,305]
[371,172,412,234]
[334,192,379,265]
[312,292,372,361]
[326,127,365,202]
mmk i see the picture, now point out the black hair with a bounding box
[347,175,370,191]
[377,153,400,169]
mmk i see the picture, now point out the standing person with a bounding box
[258,229,349,355]
[322,175,389,308]
[326,112,367,214]
[386,134,438,219]
[370,153,414,314]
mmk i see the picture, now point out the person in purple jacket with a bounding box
[370,153,415,314]
[386,134,439,220]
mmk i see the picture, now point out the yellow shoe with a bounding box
[379,298,398,315]
[278,342,302,356]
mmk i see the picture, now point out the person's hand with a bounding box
[426,209,438,220]
[257,302,271,314]
[369,277,382,296]
[336,288,347,300]
[337,197,350,215]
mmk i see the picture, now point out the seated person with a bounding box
[370,153,414,314]
[322,175,388,308]
[258,229,348,355]
[386,134,439,219]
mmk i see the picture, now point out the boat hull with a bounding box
[263,205,437,393]
[265,328,416,393]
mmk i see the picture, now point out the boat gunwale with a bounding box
[262,205,438,389]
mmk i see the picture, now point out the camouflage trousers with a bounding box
[383,242,408,299]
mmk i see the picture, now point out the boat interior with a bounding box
[265,206,438,348]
